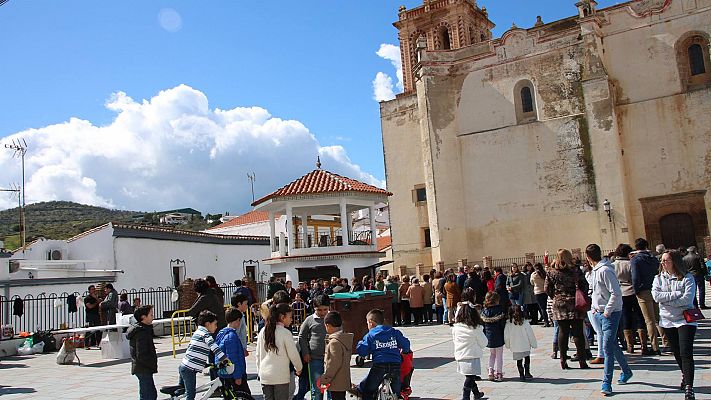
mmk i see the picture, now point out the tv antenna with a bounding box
[247,172,256,204]
[4,138,28,248]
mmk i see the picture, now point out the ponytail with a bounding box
[264,303,291,354]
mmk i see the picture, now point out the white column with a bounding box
[340,200,348,247]
[268,211,276,252]
[286,205,293,251]
[369,204,377,250]
[301,213,309,249]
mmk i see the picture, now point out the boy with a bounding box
[230,293,250,356]
[180,310,228,400]
[352,309,411,400]
[216,307,250,395]
[127,305,158,400]
[318,311,353,400]
[295,294,330,400]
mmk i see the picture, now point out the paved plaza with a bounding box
[0,316,709,399]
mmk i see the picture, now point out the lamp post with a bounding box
[603,199,612,222]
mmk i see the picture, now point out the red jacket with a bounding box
[486,279,495,293]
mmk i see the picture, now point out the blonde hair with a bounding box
[554,249,575,270]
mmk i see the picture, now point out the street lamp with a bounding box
[603,199,612,222]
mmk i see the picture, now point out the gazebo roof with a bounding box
[252,169,391,207]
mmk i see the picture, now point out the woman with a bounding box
[652,250,697,400]
[506,264,525,306]
[531,263,550,327]
[481,269,495,294]
[362,275,373,291]
[374,273,385,291]
[432,272,445,324]
[522,263,538,324]
[399,275,411,326]
[444,274,462,326]
[407,278,425,325]
[613,244,647,354]
[545,249,590,370]
[464,271,484,305]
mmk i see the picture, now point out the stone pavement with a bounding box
[0,317,709,399]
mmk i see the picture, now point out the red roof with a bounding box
[252,169,391,206]
[206,211,277,231]
[377,236,392,251]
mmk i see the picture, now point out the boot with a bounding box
[639,329,654,355]
[462,387,471,400]
[560,354,570,370]
[685,385,695,400]
[579,358,590,369]
[551,342,558,359]
[517,363,526,381]
[623,330,636,354]
[524,357,533,379]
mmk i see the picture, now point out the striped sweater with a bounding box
[181,326,227,372]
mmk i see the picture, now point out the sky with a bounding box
[0,0,619,215]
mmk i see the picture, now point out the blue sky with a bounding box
[0,0,619,213]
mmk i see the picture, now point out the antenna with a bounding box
[247,172,256,204]
[4,139,28,249]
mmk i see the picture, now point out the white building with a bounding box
[248,166,392,283]
[2,222,270,298]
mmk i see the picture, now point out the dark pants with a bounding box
[221,374,251,397]
[135,373,157,400]
[401,300,411,325]
[330,392,346,400]
[424,303,433,323]
[393,303,401,326]
[294,358,326,400]
[694,275,706,307]
[621,295,642,330]
[357,363,401,400]
[411,307,423,325]
[535,293,550,324]
[665,324,697,387]
[527,303,539,324]
[463,375,480,395]
[435,305,444,324]
[557,319,586,360]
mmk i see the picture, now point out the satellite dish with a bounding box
[51,249,63,260]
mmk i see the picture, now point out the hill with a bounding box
[0,201,140,248]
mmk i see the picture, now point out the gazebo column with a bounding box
[340,200,348,247]
[268,211,276,252]
[286,205,294,252]
[369,204,377,250]
[301,213,309,249]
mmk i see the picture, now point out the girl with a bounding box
[452,296,488,399]
[504,305,538,381]
[256,303,303,400]
[652,250,698,400]
[481,292,506,382]
[531,263,550,327]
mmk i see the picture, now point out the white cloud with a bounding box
[372,44,403,101]
[0,84,384,213]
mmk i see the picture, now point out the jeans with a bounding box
[135,373,157,400]
[435,305,444,324]
[535,293,550,324]
[587,310,601,357]
[552,320,559,350]
[262,384,290,400]
[694,275,706,307]
[178,365,198,400]
[358,363,401,400]
[665,325,697,387]
[294,359,327,400]
[595,311,632,386]
[222,374,251,396]
[557,319,586,360]
[509,291,523,306]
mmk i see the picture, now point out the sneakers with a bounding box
[487,370,495,381]
[493,373,504,382]
[473,391,485,399]
[601,383,613,396]
[590,357,605,364]
[618,371,633,385]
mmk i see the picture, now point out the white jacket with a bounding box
[452,323,488,361]
[504,320,538,353]
[256,325,303,385]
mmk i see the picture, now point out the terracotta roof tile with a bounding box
[377,236,392,252]
[252,169,391,206]
[206,211,279,231]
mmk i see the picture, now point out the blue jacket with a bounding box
[456,273,467,290]
[356,325,411,365]
[481,305,506,348]
[630,251,659,293]
[215,326,246,380]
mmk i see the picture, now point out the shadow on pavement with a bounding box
[0,385,36,395]
[0,363,29,369]
[413,356,454,369]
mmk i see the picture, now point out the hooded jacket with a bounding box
[652,272,697,328]
[504,320,538,353]
[481,305,506,348]
[320,330,354,391]
[452,323,487,361]
[356,325,411,365]
[126,322,157,375]
[630,250,659,293]
[215,326,247,380]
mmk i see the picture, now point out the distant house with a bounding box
[132,208,202,225]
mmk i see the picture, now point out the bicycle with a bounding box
[160,361,254,400]
[376,373,400,400]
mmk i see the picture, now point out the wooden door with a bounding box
[660,213,697,249]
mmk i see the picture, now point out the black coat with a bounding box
[481,304,506,348]
[187,290,226,329]
[126,322,157,374]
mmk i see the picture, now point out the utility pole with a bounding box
[247,172,256,205]
[5,138,28,248]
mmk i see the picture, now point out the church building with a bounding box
[381,0,711,269]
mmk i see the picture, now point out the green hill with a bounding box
[0,201,140,249]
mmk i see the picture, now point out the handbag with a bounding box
[574,272,591,312]
[683,307,705,323]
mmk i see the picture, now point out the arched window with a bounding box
[676,33,710,90]
[438,26,451,50]
[514,80,537,124]
[689,43,706,76]
[481,33,487,42]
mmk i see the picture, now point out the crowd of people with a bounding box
[123,239,707,400]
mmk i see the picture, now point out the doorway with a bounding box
[297,266,340,282]
[660,213,697,250]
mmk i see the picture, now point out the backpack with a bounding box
[33,330,57,352]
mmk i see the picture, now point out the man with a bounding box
[456,266,468,290]
[100,283,119,325]
[683,246,709,309]
[630,238,662,355]
[285,280,298,300]
[267,276,287,300]
[84,285,102,346]
[232,279,254,306]
[587,244,633,397]
[655,244,666,261]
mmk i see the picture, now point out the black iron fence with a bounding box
[0,282,268,337]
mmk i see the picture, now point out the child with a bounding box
[215,307,250,395]
[319,311,354,400]
[292,293,307,329]
[230,293,250,356]
[452,299,487,399]
[504,305,538,381]
[352,309,411,399]
[295,294,331,400]
[180,310,228,400]
[481,292,506,382]
[127,305,157,400]
[256,303,303,400]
